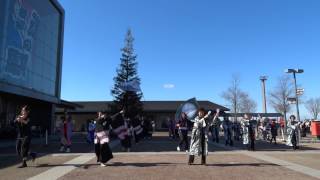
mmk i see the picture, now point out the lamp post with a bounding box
[260,76,268,114]
[285,69,304,122]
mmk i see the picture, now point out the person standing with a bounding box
[15,105,36,168]
[59,116,73,153]
[270,119,278,144]
[168,117,176,139]
[177,112,189,152]
[210,114,221,143]
[87,119,95,144]
[223,117,233,146]
[188,108,219,165]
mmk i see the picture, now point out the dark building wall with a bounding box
[0,92,54,138]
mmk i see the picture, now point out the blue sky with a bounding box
[59,0,320,118]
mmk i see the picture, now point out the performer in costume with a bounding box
[177,112,189,152]
[131,115,143,144]
[286,115,300,148]
[112,112,132,152]
[188,108,220,165]
[241,114,256,151]
[94,110,123,166]
[15,105,36,168]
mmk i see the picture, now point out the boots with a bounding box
[201,156,206,165]
[18,160,27,168]
[188,155,194,165]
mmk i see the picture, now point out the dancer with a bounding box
[15,105,36,168]
[241,114,255,151]
[188,108,220,165]
[177,112,189,152]
[94,110,123,166]
[131,115,143,144]
[112,112,132,152]
[286,115,300,149]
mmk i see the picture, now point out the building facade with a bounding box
[0,0,65,138]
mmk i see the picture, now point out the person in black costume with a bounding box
[15,105,36,168]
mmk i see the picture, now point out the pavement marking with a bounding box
[211,142,320,179]
[27,154,95,180]
[27,140,119,180]
[246,152,320,179]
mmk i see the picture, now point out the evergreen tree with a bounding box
[110,29,143,117]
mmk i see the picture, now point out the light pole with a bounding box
[260,76,268,114]
[285,69,304,122]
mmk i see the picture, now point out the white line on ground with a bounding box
[27,140,119,180]
[27,154,95,180]
[211,142,320,179]
[246,152,320,179]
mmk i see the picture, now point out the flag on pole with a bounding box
[175,98,200,122]
[119,79,141,92]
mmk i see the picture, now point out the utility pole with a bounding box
[260,76,268,114]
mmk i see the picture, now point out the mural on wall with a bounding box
[0,0,60,97]
[4,0,40,80]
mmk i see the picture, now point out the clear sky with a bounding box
[58,0,320,119]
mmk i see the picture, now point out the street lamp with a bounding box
[260,76,268,114]
[285,69,304,122]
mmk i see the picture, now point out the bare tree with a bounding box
[222,74,257,121]
[239,92,257,113]
[305,98,320,120]
[269,75,294,122]
[222,75,242,116]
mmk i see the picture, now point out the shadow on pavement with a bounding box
[206,163,280,167]
[35,162,182,169]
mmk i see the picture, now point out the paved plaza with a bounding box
[1,132,320,180]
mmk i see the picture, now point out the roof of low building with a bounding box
[55,100,230,114]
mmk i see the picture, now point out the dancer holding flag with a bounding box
[94,110,124,167]
[188,106,220,165]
